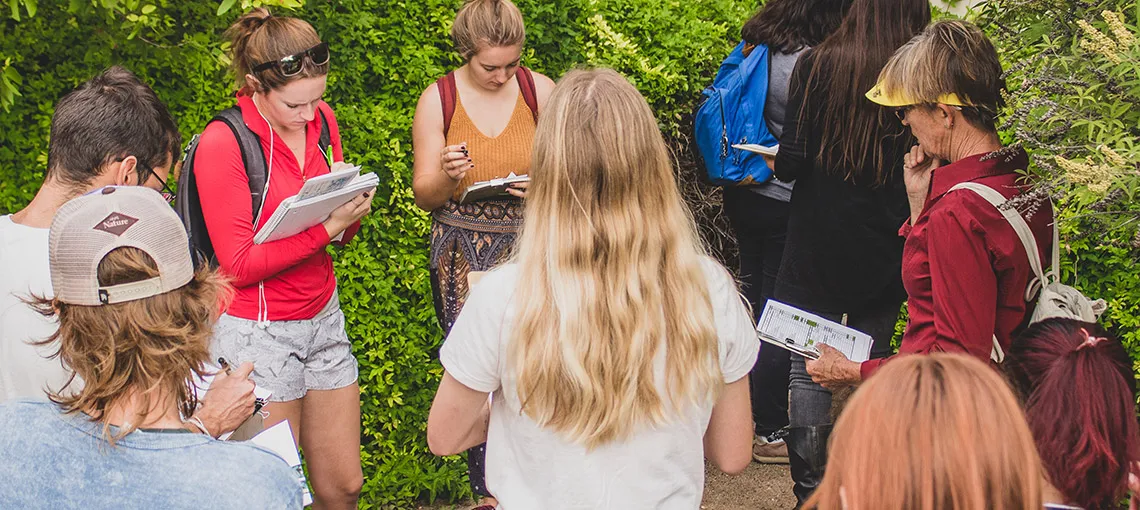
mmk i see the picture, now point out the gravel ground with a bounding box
[418,461,795,510]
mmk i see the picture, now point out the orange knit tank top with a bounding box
[446,90,536,200]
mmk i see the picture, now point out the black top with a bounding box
[772,50,911,314]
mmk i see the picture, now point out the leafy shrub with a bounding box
[1,0,750,505]
[973,0,1140,378]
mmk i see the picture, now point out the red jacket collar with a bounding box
[235,92,326,145]
[929,147,1030,200]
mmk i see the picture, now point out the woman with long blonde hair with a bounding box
[805,353,1044,510]
[427,68,757,508]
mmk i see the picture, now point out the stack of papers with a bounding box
[731,143,779,156]
[253,164,379,244]
[756,300,873,362]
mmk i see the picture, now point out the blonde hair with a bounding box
[877,19,1005,131]
[451,0,526,60]
[805,354,1044,510]
[507,68,725,449]
[225,7,327,93]
[30,247,229,443]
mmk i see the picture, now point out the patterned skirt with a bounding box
[429,198,523,334]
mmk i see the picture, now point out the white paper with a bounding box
[732,143,779,156]
[253,172,379,244]
[756,300,873,362]
[191,365,273,441]
[294,164,361,202]
[250,420,313,506]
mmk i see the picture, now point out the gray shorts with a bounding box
[212,292,358,402]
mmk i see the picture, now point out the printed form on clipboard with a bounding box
[756,300,873,362]
[253,164,379,245]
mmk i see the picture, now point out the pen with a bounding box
[217,357,233,375]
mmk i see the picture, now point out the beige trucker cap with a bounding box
[49,186,194,306]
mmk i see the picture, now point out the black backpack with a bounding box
[176,106,330,268]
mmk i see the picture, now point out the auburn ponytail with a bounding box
[1006,318,1140,509]
[223,8,326,93]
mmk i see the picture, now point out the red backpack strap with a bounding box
[517,66,539,123]
[436,71,458,138]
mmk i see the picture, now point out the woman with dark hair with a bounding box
[1006,318,1140,510]
[771,0,930,501]
[723,0,852,465]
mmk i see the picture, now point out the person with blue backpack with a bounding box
[695,0,852,467]
[769,0,931,503]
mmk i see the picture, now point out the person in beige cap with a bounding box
[0,66,255,438]
[0,186,303,508]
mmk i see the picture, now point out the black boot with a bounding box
[787,424,832,508]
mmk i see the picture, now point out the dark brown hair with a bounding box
[225,8,327,93]
[741,0,852,54]
[451,0,526,60]
[46,66,181,189]
[30,247,229,443]
[800,0,930,185]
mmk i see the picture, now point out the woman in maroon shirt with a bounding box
[195,9,372,508]
[807,21,1052,386]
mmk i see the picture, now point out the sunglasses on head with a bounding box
[252,42,330,77]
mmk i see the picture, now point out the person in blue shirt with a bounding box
[0,186,302,509]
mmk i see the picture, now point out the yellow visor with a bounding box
[865,81,970,107]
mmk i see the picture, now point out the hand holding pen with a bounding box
[191,358,257,437]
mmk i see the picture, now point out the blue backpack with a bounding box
[694,41,778,185]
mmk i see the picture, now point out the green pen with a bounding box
[325,145,334,169]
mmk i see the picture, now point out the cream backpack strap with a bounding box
[949,182,1048,363]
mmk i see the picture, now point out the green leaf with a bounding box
[23,0,34,17]
[140,3,154,14]
[216,0,236,16]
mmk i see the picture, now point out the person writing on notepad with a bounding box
[192,9,370,508]
[410,0,554,504]
[0,187,303,509]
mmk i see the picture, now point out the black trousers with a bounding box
[723,187,791,436]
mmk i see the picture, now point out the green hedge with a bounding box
[0,0,750,505]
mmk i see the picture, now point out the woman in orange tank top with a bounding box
[410,0,553,506]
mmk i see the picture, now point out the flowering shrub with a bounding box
[975,0,1140,373]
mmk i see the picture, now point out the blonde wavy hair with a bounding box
[30,247,230,443]
[507,68,724,449]
[805,354,1044,510]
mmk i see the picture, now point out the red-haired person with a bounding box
[1005,319,1140,510]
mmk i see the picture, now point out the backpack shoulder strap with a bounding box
[212,107,267,224]
[436,71,458,139]
[950,182,1048,288]
[950,181,1051,365]
[318,107,332,169]
[517,66,539,123]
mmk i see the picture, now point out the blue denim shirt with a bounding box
[0,400,302,509]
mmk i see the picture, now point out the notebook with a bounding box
[250,420,313,506]
[458,173,528,204]
[253,165,379,245]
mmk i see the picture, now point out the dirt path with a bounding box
[420,461,795,510]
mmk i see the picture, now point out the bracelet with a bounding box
[186,415,214,439]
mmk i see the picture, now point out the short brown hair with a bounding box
[225,7,327,93]
[877,19,1006,132]
[451,0,526,60]
[46,66,181,189]
[31,247,229,443]
[805,354,1044,510]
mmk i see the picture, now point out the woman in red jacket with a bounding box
[194,9,371,508]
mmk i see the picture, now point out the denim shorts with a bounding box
[211,292,358,402]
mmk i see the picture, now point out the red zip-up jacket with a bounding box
[195,94,360,321]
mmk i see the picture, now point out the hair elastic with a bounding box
[1077,328,1108,351]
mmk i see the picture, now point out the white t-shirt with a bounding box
[0,215,73,402]
[440,259,759,510]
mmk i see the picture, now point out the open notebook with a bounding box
[253,165,379,245]
[756,300,873,362]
